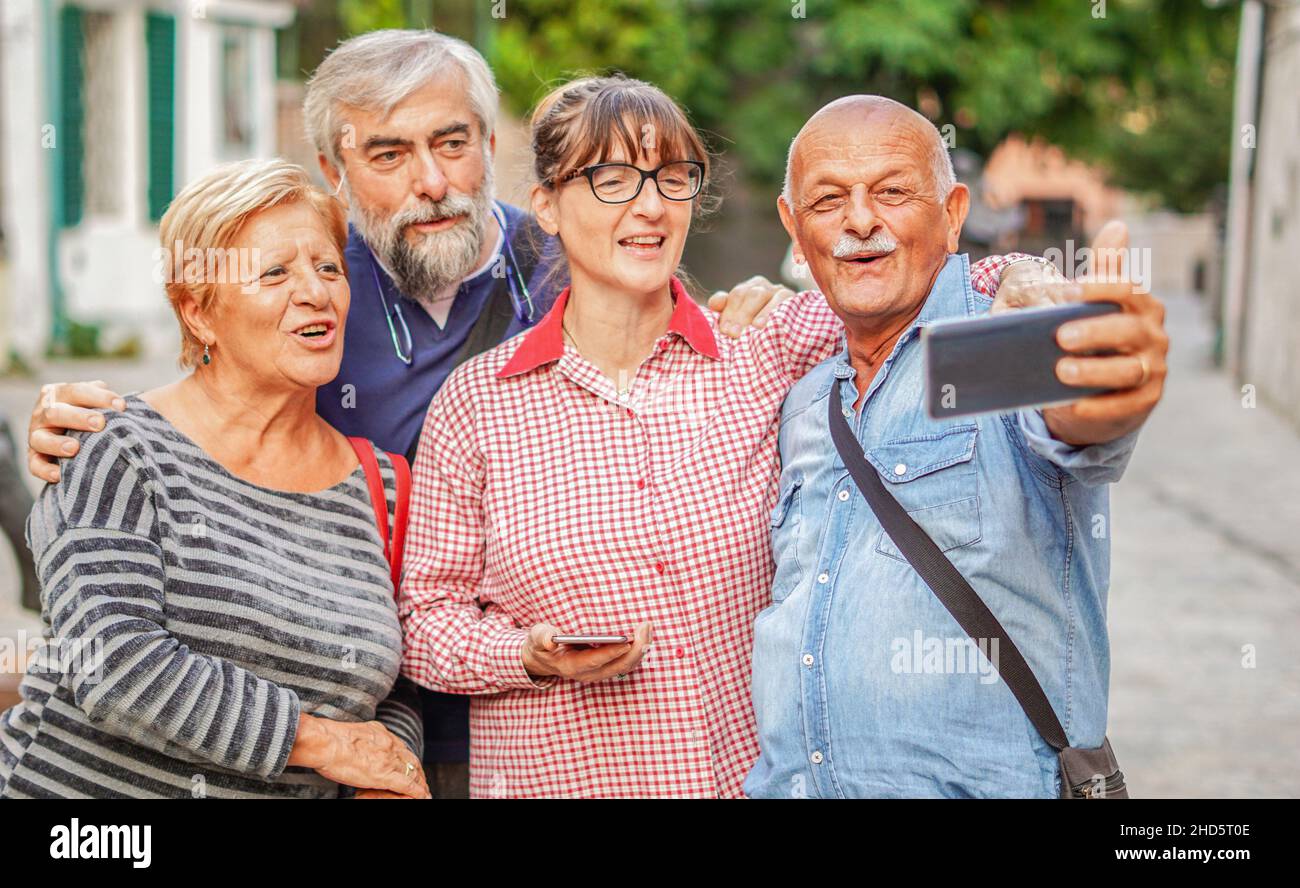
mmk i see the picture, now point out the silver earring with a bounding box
[202,343,211,365]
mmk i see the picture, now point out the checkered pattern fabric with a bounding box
[401,256,1017,797]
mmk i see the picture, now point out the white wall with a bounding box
[1122,201,1216,299]
[0,0,53,363]
[1240,4,1300,431]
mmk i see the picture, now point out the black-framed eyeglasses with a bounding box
[553,161,705,205]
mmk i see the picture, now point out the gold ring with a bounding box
[1136,354,1151,387]
[405,761,415,778]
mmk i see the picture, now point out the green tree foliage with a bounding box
[484,0,1237,212]
[337,0,408,35]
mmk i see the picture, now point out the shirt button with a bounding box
[841,407,852,418]
[801,653,815,667]
[675,647,685,659]
[654,562,665,574]
[636,479,646,490]
[893,463,908,476]
[837,489,850,501]
[810,751,824,765]
[817,572,829,584]
[626,408,634,418]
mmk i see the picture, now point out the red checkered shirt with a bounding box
[400,256,1017,798]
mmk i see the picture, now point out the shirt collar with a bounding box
[916,252,978,326]
[833,252,975,380]
[497,276,719,378]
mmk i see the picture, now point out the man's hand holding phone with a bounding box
[974,220,1168,447]
[1040,277,1168,446]
[1009,221,1169,447]
[522,621,653,683]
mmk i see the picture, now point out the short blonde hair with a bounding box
[159,158,348,368]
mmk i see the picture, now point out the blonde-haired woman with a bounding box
[0,159,429,798]
[399,76,1015,797]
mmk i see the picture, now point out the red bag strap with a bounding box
[347,436,409,594]
[389,450,411,591]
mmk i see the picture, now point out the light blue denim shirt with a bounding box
[745,254,1139,799]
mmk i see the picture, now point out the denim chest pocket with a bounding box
[864,425,981,562]
[769,472,804,603]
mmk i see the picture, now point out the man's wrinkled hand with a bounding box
[1041,278,1168,446]
[1034,221,1167,446]
[27,380,126,484]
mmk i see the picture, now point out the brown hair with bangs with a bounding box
[528,75,716,294]
[531,75,713,211]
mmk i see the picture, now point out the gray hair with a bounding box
[304,29,499,170]
[780,108,956,207]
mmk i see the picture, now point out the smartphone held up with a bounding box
[924,294,1126,420]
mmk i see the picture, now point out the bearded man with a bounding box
[21,29,800,797]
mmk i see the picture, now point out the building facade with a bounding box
[1224,0,1300,432]
[0,0,294,363]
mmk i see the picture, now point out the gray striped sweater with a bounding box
[0,395,422,798]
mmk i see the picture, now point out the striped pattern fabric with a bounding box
[0,396,421,798]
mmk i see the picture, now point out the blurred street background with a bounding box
[0,0,1297,796]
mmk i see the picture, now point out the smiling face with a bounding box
[196,200,351,392]
[526,79,710,304]
[780,98,969,331]
[535,140,696,300]
[322,73,496,302]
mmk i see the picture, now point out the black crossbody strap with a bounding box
[828,384,1070,751]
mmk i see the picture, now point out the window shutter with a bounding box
[57,5,85,228]
[145,12,175,222]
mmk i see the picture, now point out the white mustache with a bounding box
[395,194,477,228]
[832,232,897,259]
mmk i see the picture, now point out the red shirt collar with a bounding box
[498,277,720,378]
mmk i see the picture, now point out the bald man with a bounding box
[746,96,1167,798]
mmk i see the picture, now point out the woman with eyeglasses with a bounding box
[398,76,1013,797]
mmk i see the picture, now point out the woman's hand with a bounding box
[288,714,431,799]
[522,621,652,683]
[708,276,797,338]
[990,220,1128,315]
[990,258,1069,313]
